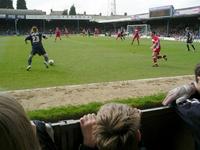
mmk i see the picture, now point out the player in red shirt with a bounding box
[55,27,61,42]
[131,28,140,45]
[150,31,167,67]
[94,27,100,37]
[116,28,125,40]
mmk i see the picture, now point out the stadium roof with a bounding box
[50,10,63,15]
[94,5,200,23]
[0,8,46,15]
[25,15,92,20]
[91,15,131,23]
[0,5,199,22]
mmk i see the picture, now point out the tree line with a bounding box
[0,0,27,9]
[0,0,77,15]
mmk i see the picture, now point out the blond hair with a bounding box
[0,95,40,150]
[94,103,141,150]
[31,26,38,33]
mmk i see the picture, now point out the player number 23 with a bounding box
[33,36,39,43]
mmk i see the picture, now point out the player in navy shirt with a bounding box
[25,26,49,71]
[185,27,195,52]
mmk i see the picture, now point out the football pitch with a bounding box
[0,35,199,91]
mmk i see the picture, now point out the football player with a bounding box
[25,26,49,71]
[150,31,167,67]
[116,28,125,40]
[94,27,100,37]
[64,27,69,37]
[185,27,195,52]
[55,27,61,42]
[131,27,140,45]
[81,28,87,36]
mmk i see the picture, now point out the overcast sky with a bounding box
[13,0,200,15]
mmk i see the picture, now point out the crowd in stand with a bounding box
[0,18,200,39]
[151,25,200,39]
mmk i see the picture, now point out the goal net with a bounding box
[127,24,151,36]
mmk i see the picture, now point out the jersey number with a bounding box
[33,35,39,43]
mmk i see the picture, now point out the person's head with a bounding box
[194,63,200,83]
[185,27,189,32]
[150,31,156,37]
[0,95,40,150]
[94,103,141,150]
[31,26,38,33]
[194,63,200,94]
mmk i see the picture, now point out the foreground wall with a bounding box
[51,107,194,150]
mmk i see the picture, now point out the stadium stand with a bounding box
[0,5,199,39]
[0,5,199,37]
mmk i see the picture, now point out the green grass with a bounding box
[0,35,200,90]
[28,93,165,121]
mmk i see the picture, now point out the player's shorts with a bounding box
[133,35,139,40]
[31,46,46,56]
[186,39,193,44]
[153,48,160,53]
[56,34,61,37]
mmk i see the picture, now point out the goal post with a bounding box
[127,24,151,36]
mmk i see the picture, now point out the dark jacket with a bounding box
[173,92,200,150]
[33,120,57,150]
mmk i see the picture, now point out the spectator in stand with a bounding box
[0,94,40,150]
[0,94,57,150]
[79,103,145,150]
[162,63,200,150]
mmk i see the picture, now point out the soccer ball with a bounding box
[48,59,54,66]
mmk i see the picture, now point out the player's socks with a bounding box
[28,56,33,65]
[163,55,167,61]
[187,44,190,51]
[192,45,195,50]
[152,64,159,67]
[26,65,31,71]
[44,61,49,68]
